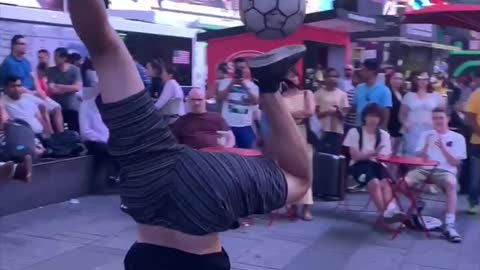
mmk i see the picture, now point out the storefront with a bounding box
[197,8,381,90]
[0,4,198,85]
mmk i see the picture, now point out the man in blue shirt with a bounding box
[354,59,392,128]
[0,35,35,90]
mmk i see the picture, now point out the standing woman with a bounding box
[282,67,315,221]
[386,71,405,155]
[146,59,165,100]
[400,72,445,157]
[154,63,186,125]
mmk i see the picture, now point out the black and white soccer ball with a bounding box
[240,0,306,40]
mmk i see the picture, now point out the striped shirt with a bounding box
[345,88,357,127]
[97,91,287,235]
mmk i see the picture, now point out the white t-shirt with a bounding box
[219,79,259,127]
[343,127,392,164]
[154,79,186,116]
[402,92,444,126]
[4,94,43,134]
[415,130,467,174]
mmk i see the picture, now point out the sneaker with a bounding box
[249,45,306,93]
[443,225,462,243]
[0,161,15,181]
[13,155,32,183]
[383,212,407,224]
[347,184,367,193]
[467,205,478,215]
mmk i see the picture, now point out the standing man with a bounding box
[0,35,36,91]
[315,68,349,154]
[466,72,480,215]
[47,47,83,132]
[216,57,259,149]
[38,49,51,66]
[0,35,64,133]
[354,59,392,129]
[339,64,354,92]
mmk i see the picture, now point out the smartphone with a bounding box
[234,68,243,79]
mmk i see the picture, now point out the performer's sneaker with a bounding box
[0,161,15,182]
[249,45,306,93]
[13,155,32,183]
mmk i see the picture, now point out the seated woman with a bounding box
[343,103,404,224]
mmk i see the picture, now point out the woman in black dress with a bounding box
[386,71,405,155]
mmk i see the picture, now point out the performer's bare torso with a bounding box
[137,225,222,254]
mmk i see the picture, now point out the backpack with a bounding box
[356,127,381,151]
[45,130,86,158]
[3,119,37,163]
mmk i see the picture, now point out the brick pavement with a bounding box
[0,195,479,270]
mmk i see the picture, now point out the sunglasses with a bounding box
[15,42,27,46]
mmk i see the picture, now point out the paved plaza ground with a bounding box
[0,194,479,270]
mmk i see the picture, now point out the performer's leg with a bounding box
[249,46,312,203]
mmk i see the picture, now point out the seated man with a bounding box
[0,104,33,182]
[405,107,466,243]
[172,88,235,149]
[343,103,403,224]
[3,76,52,138]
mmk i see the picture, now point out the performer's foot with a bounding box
[249,45,306,93]
[0,161,15,181]
[13,155,32,183]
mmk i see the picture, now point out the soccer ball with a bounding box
[240,0,306,40]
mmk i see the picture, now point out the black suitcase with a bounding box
[313,152,346,201]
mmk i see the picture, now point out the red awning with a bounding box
[403,4,480,32]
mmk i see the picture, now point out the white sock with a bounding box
[445,213,456,226]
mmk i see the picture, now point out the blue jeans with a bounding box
[231,126,256,149]
[468,144,480,206]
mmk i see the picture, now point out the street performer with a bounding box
[68,1,311,269]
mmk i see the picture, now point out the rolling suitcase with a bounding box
[313,152,346,201]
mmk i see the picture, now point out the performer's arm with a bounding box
[68,0,143,103]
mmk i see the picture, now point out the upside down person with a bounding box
[68,1,312,269]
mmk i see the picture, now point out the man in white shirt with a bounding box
[216,57,259,149]
[405,107,467,243]
[3,76,50,136]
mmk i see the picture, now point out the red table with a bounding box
[376,156,439,239]
[200,147,263,157]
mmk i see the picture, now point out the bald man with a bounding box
[172,88,235,149]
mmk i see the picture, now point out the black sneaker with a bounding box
[249,45,306,93]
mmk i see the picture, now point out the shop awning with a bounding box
[403,4,480,32]
[356,36,461,51]
[197,8,382,42]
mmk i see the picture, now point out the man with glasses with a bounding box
[353,59,392,129]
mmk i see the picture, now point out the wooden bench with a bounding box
[0,156,94,216]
